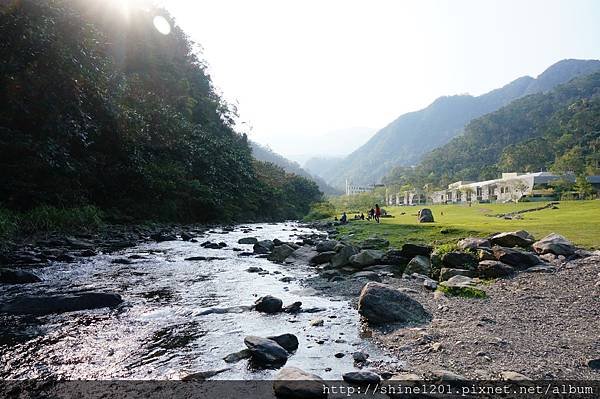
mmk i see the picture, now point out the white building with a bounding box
[345,180,385,196]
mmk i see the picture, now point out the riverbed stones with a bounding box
[309,251,336,265]
[439,268,475,282]
[349,250,384,268]
[587,358,600,370]
[532,233,576,256]
[0,268,42,284]
[223,349,252,363]
[0,292,123,315]
[358,282,430,325]
[490,230,535,248]
[268,245,295,263]
[316,240,338,252]
[254,240,275,254]
[476,260,515,278]
[499,371,531,381]
[267,333,299,352]
[238,237,258,245]
[254,295,283,313]
[342,371,381,385]
[244,336,289,365]
[492,246,541,269]
[330,245,357,268]
[352,271,382,282]
[457,237,491,250]
[285,246,319,265]
[380,249,409,266]
[404,255,431,276]
[273,367,326,399]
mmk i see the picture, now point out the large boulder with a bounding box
[476,260,515,278]
[457,237,491,250]
[349,250,384,268]
[417,208,434,223]
[492,246,541,269]
[532,233,576,256]
[316,240,338,253]
[0,268,42,284]
[441,252,477,269]
[309,251,336,265]
[254,295,283,313]
[273,367,327,399]
[404,255,431,276]
[439,276,486,298]
[0,292,123,315]
[360,237,390,250]
[358,282,430,325]
[244,336,289,366]
[238,237,258,245]
[400,243,433,258]
[490,231,535,248]
[268,245,295,263]
[330,245,358,268]
[254,240,275,254]
[439,268,475,281]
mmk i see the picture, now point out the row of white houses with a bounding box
[386,172,600,205]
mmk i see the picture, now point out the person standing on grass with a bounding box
[374,204,381,224]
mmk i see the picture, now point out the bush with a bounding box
[9,206,104,234]
[304,201,336,221]
[0,208,19,239]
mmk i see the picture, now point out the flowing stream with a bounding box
[0,223,395,380]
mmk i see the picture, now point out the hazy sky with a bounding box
[162,0,600,162]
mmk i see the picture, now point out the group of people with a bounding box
[337,204,381,225]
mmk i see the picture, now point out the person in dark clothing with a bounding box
[374,204,381,224]
[360,212,365,220]
[340,212,347,224]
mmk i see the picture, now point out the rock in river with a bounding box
[273,367,326,399]
[342,371,381,385]
[358,282,430,325]
[244,336,289,366]
[267,333,299,352]
[254,295,283,313]
[0,268,42,284]
[532,233,576,256]
[268,245,295,263]
[254,240,275,254]
[238,237,258,245]
[0,292,123,315]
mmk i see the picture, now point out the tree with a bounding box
[574,175,594,199]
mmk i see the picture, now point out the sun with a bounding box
[153,15,171,35]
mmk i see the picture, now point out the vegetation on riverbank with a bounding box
[0,0,321,224]
[332,201,600,249]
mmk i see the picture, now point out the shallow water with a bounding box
[0,223,395,380]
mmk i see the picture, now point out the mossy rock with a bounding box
[437,284,487,299]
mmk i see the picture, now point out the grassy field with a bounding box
[335,201,600,249]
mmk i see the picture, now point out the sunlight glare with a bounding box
[153,15,171,35]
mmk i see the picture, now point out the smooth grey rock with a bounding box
[492,246,541,269]
[309,251,336,265]
[352,351,369,363]
[267,333,299,352]
[273,367,326,399]
[417,208,434,223]
[439,268,475,281]
[532,233,575,256]
[316,240,338,253]
[253,240,275,254]
[244,336,289,365]
[490,230,535,248]
[523,264,556,273]
[404,255,431,276]
[342,371,381,385]
[477,260,515,278]
[330,245,358,268]
[0,268,42,284]
[499,371,531,381]
[285,246,319,265]
[457,237,491,250]
[400,243,433,258]
[268,245,295,263]
[1,292,122,315]
[238,237,258,245]
[442,252,477,269]
[352,271,381,282]
[358,282,430,325]
[380,249,409,266]
[223,349,252,363]
[350,250,385,267]
[282,301,302,313]
[254,295,283,313]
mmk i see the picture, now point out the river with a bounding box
[0,222,395,380]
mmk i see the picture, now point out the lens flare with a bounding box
[153,15,171,35]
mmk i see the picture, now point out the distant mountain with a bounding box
[250,141,341,195]
[385,71,600,187]
[322,59,600,189]
[303,156,343,180]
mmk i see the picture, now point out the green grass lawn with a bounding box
[336,200,600,249]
